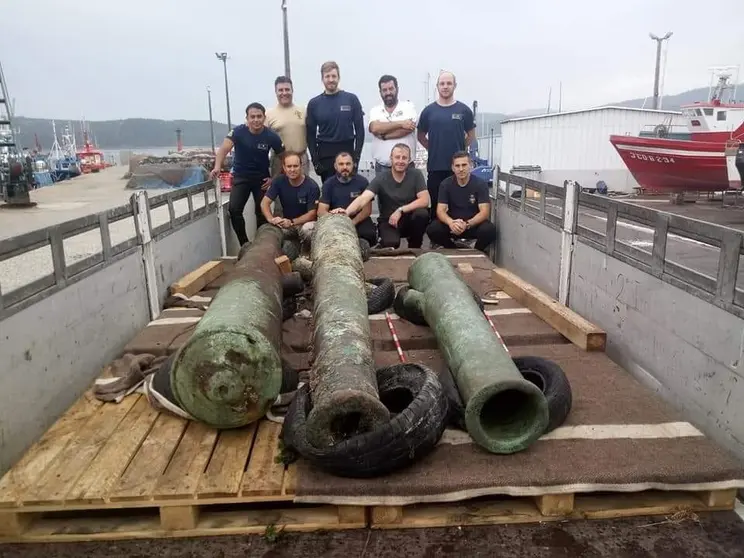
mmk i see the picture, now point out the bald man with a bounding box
[417,71,476,222]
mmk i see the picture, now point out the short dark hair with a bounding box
[274,76,293,88]
[281,151,302,164]
[378,74,398,90]
[452,150,470,162]
[335,151,353,162]
[321,61,339,75]
[245,102,266,115]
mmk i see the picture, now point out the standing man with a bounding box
[368,75,417,174]
[211,102,284,247]
[265,76,308,177]
[336,144,429,249]
[306,61,365,183]
[417,71,476,221]
[260,151,320,244]
[317,152,377,247]
[426,151,498,253]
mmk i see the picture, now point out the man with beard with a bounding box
[260,151,320,246]
[417,71,476,221]
[305,61,365,183]
[368,75,417,174]
[317,152,377,247]
[265,75,308,177]
[334,144,429,249]
[426,151,498,253]
[210,102,284,246]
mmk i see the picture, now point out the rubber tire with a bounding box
[367,277,395,314]
[282,297,297,321]
[280,363,449,478]
[512,356,572,434]
[437,367,466,430]
[282,239,301,262]
[281,272,305,298]
[393,284,485,326]
[359,238,371,262]
[280,359,300,394]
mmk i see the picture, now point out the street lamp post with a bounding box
[281,0,291,78]
[215,52,232,132]
[207,86,216,154]
[649,32,673,110]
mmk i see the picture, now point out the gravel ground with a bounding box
[1,511,744,558]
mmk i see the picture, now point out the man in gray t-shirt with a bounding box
[335,143,430,248]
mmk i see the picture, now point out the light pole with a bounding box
[649,32,673,110]
[281,0,291,78]
[207,86,216,154]
[215,52,232,131]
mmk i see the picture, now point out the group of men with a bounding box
[209,61,498,254]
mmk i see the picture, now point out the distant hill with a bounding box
[14,83,740,150]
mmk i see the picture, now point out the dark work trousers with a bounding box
[377,208,429,249]
[229,174,268,246]
[426,170,454,221]
[426,219,499,253]
[355,217,378,247]
[315,140,356,183]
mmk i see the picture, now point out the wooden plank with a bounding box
[241,421,285,497]
[196,425,256,498]
[67,397,160,503]
[274,255,292,274]
[457,263,474,274]
[492,266,607,351]
[169,260,224,298]
[338,506,366,525]
[160,505,200,530]
[0,512,37,536]
[282,464,297,496]
[535,493,574,516]
[0,393,103,507]
[109,413,188,502]
[24,396,139,505]
[698,488,737,508]
[152,421,218,500]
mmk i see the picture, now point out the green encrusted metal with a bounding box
[407,252,549,453]
[170,224,284,429]
[305,214,389,448]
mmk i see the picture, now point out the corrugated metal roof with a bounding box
[501,105,681,125]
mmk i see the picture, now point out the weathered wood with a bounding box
[169,260,225,298]
[274,255,292,274]
[170,224,284,429]
[492,266,607,352]
[306,214,389,448]
[408,253,548,454]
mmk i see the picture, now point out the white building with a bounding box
[498,106,683,193]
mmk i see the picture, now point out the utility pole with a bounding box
[281,0,291,78]
[215,52,232,131]
[649,32,673,110]
[207,86,216,154]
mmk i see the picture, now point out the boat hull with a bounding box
[609,135,729,193]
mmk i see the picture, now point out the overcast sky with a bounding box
[3,0,744,123]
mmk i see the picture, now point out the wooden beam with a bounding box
[169,260,224,298]
[274,255,292,275]
[491,267,606,351]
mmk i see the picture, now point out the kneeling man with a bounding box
[335,144,429,248]
[317,152,377,246]
[425,151,498,253]
[260,151,320,243]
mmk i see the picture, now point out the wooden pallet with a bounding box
[0,392,365,543]
[369,488,739,529]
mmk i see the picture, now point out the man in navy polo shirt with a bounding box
[306,61,365,183]
[260,151,320,246]
[426,151,497,253]
[317,152,377,247]
[210,102,284,246]
[417,71,475,221]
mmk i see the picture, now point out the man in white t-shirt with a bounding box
[368,75,418,174]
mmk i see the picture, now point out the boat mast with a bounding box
[649,32,673,110]
[281,0,291,78]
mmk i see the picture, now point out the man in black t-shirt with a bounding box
[337,144,429,248]
[426,151,497,253]
[260,152,320,245]
[210,102,284,246]
[317,152,377,246]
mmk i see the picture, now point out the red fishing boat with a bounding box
[609,69,744,193]
[76,128,109,174]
